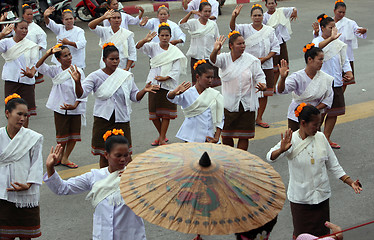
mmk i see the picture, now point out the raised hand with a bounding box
[46,144,63,171]
[20,67,35,78]
[0,12,8,21]
[175,81,191,95]
[278,59,289,79]
[1,24,14,36]
[144,31,157,42]
[58,38,70,45]
[280,128,293,153]
[290,8,298,21]
[356,28,367,35]
[68,65,81,82]
[104,9,115,19]
[331,27,342,41]
[214,35,226,51]
[232,5,243,18]
[144,82,160,93]
[312,21,320,36]
[135,6,144,13]
[139,16,149,26]
[44,6,55,17]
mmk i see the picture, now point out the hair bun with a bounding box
[317,14,328,23]
[5,93,21,105]
[303,43,315,53]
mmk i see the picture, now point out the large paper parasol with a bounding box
[120,143,286,235]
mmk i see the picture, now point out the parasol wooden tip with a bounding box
[199,152,211,167]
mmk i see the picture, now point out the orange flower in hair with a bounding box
[53,43,62,49]
[5,93,21,105]
[103,128,125,141]
[200,0,208,3]
[102,42,115,49]
[228,30,240,39]
[22,4,29,8]
[294,103,307,117]
[303,43,315,53]
[335,0,344,4]
[318,14,328,23]
[193,59,207,70]
[252,4,262,9]
[158,5,168,9]
[63,9,72,13]
[158,22,170,28]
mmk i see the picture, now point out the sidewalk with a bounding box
[122,0,262,14]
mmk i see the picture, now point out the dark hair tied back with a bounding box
[103,45,119,58]
[158,25,172,35]
[105,134,129,153]
[54,45,69,59]
[5,98,28,114]
[199,2,211,12]
[195,62,214,76]
[317,13,334,28]
[303,44,323,64]
[295,104,320,123]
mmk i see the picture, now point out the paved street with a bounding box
[0,0,374,239]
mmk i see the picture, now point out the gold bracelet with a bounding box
[341,175,349,183]
[344,176,351,184]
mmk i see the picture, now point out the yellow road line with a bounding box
[58,100,374,180]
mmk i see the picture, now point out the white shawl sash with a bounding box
[0,127,42,167]
[189,20,216,38]
[52,68,71,85]
[219,53,259,111]
[86,169,124,208]
[1,38,39,67]
[150,44,187,76]
[287,131,326,160]
[244,25,273,54]
[183,88,224,127]
[266,8,292,34]
[99,27,132,58]
[323,39,347,68]
[292,70,333,104]
[337,17,358,49]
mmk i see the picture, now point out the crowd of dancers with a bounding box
[0,0,367,239]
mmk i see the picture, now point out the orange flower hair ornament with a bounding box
[53,43,62,49]
[158,22,170,28]
[295,103,307,117]
[193,59,207,70]
[5,93,21,105]
[63,9,72,13]
[200,0,208,3]
[22,4,29,8]
[228,30,240,39]
[318,14,328,23]
[102,42,115,49]
[252,4,262,9]
[158,5,168,9]
[335,0,344,4]
[103,129,125,142]
[303,43,315,53]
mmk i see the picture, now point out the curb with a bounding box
[123,0,263,14]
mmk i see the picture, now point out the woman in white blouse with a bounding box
[73,44,158,168]
[89,9,137,71]
[103,0,144,30]
[140,5,186,46]
[0,21,39,127]
[22,4,47,84]
[230,4,280,128]
[136,24,187,146]
[179,1,221,87]
[44,7,87,69]
[277,44,334,131]
[44,131,146,240]
[313,0,367,91]
[36,45,86,169]
[0,95,43,239]
[267,104,362,239]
